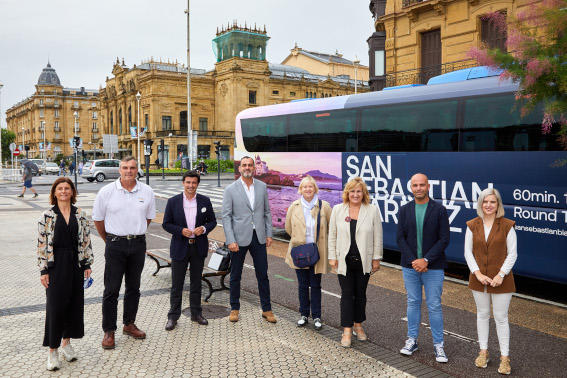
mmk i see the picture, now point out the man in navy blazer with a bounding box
[397,173,450,363]
[162,170,216,330]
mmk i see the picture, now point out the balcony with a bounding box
[197,130,234,139]
[155,129,188,138]
[53,134,62,141]
[402,0,452,22]
[385,59,477,87]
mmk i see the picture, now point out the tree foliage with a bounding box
[1,129,16,163]
[469,0,567,144]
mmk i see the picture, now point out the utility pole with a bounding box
[73,111,79,193]
[185,0,193,170]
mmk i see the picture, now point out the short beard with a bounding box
[241,171,253,178]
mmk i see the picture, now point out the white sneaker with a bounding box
[61,343,77,362]
[313,318,323,331]
[400,338,418,355]
[46,349,60,371]
[297,316,308,327]
[434,343,448,363]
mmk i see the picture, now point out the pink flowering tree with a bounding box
[469,0,567,146]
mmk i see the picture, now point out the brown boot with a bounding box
[123,323,146,339]
[262,310,277,323]
[229,310,239,322]
[102,332,115,350]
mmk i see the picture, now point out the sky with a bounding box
[0,0,375,128]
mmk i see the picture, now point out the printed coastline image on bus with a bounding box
[233,67,567,284]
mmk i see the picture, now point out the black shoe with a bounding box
[33,193,38,198]
[191,314,208,325]
[17,194,23,198]
[165,319,177,331]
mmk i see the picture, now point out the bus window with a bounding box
[359,100,458,152]
[462,95,562,151]
[288,110,357,152]
[241,115,287,152]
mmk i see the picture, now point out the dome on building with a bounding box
[37,62,61,86]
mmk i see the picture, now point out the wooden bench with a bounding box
[146,241,230,302]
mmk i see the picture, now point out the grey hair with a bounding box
[477,187,505,218]
[297,175,319,194]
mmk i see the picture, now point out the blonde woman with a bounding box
[328,177,383,347]
[285,176,332,330]
[465,188,517,375]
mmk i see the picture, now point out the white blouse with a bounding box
[464,223,518,275]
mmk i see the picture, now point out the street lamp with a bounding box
[185,0,193,170]
[22,126,25,158]
[73,111,78,192]
[353,57,360,94]
[136,91,141,165]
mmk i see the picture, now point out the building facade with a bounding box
[367,0,532,90]
[98,23,369,167]
[6,63,99,159]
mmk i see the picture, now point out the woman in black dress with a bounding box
[37,177,93,370]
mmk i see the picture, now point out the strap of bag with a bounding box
[315,200,321,243]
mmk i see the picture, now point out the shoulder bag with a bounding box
[290,200,321,268]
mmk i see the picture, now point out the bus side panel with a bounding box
[342,151,567,284]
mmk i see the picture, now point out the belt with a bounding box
[188,238,196,244]
[107,233,145,241]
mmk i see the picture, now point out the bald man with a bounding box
[397,173,450,363]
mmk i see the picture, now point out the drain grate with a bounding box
[182,304,231,319]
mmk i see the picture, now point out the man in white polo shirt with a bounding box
[92,156,156,350]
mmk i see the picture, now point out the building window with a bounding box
[91,102,96,108]
[197,145,211,159]
[162,116,172,130]
[40,121,45,131]
[180,111,187,129]
[54,121,59,130]
[73,101,78,108]
[249,90,257,104]
[290,92,296,96]
[39,99,44,105]
[128,105,132,126]
[199,118,208,132]
[145,114,149,129]
[119,109,123,134]
[92,122,97,131]
[481,12,507,51]
[375,50,385,76]
[54,109,59,118]
[39,109,44,118]
[272,90,279,95]
[54,100,58,106]
[92,111,97,119]
[110,111,114,134]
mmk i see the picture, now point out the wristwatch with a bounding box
[423,258,428,263]
[498,272,505,278]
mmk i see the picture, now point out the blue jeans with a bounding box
[229,231,271,312]
[402,267,445,345]
[295,267,321,319]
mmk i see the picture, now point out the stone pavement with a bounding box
[0,203,446,377]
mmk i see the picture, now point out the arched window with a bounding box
[128,105,132,126]
[119,109,122,134]
[110,111,114,134]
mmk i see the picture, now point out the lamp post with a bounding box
[136,91,141,165]
[22,126,25,158]
[73,111,78,192]
[353,57,360,94]
[185,0,193,170]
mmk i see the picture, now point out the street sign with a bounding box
[9,143,16,152]
[13,148,20,156]
[102,134,119,154]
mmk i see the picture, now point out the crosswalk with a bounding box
[152,184,225,212]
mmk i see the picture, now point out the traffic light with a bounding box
[214,141,221,156]
[73,136,81,148]
[143,139,154,156]
[24,145,30,151]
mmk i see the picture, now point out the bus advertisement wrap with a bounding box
[342,151,567,283]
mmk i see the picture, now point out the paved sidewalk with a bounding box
[0,197,449,377]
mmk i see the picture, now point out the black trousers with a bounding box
[102,237,146,332]
[338,265,370,327]
[168,244,205,320]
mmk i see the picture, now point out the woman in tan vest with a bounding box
[465,188,517,375]
[284,176,332,331]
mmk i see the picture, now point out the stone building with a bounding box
[98,23,368,167]
[367,0,534,91]
[5,62,99,159]
[281,44,369,81]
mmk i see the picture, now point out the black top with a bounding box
[346,219,363,270]
[52,205,79,251]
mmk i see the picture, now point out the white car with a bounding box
[44,162,60,175]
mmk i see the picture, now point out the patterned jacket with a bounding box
[37,206,94,275]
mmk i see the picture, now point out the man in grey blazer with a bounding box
[222,156,276,323]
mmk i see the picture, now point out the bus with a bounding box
[233,69,567,284]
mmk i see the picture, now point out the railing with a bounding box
[1,168,21,182]
[385,59,477,87]
[155,129,188,137]
[402,0,427,7]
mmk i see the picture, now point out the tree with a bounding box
[1,128,16,163]
[469,0,567,145]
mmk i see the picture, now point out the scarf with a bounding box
[301,195,318,243]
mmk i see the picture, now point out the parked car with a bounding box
[44,162,59,175]
[82,159,144,182]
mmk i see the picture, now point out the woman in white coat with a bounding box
[328,177,383,347]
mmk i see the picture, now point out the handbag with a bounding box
[208,243,231,271]
[290,200,321,268]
